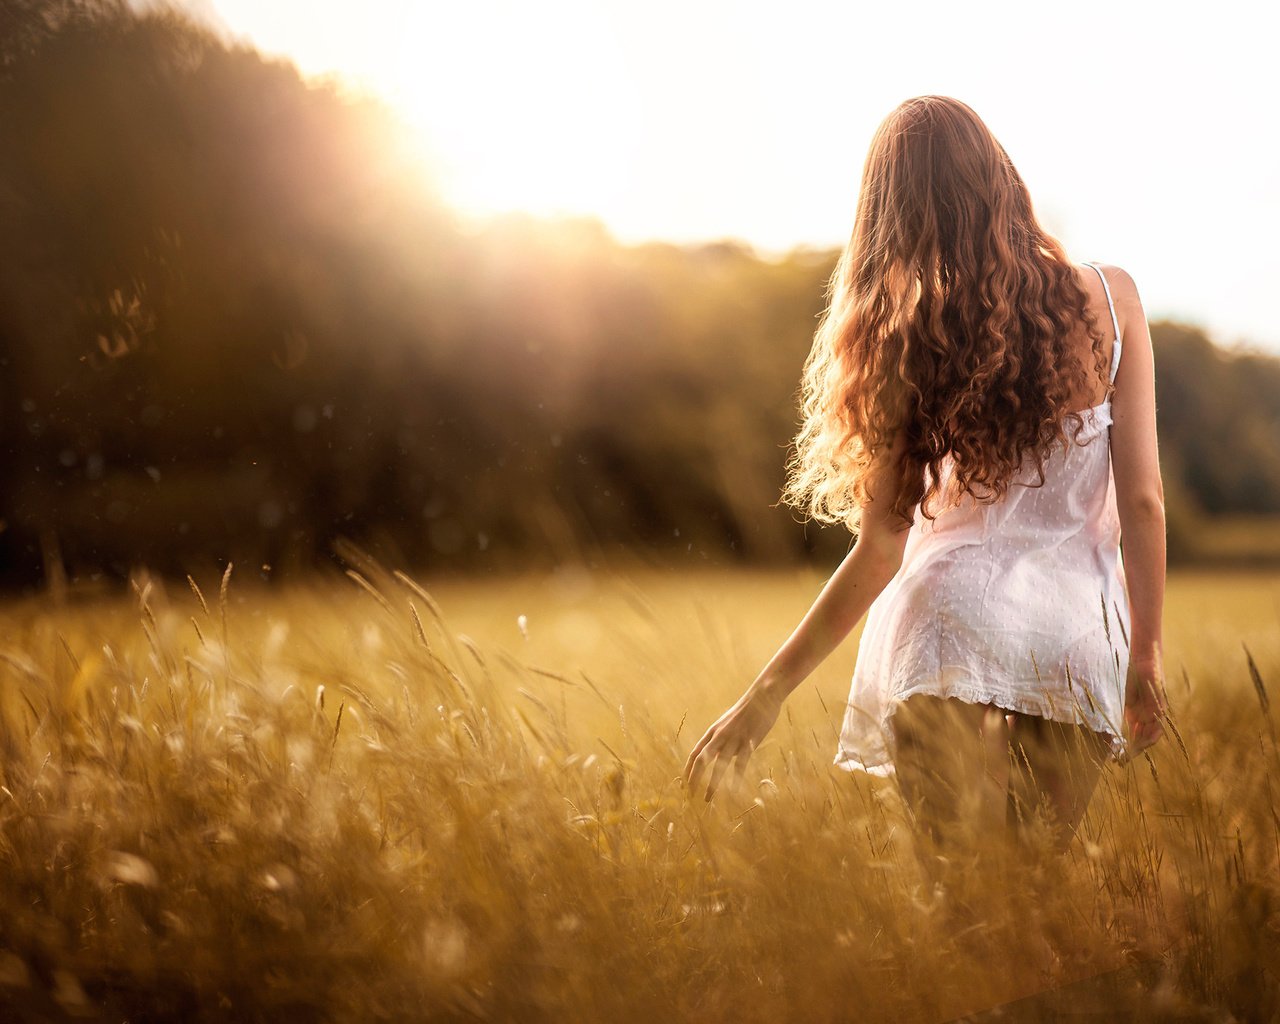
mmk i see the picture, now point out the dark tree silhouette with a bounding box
[0,0,1275,595]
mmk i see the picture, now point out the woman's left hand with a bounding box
[683,682,785,802]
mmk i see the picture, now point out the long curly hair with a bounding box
[780,95,1112,534]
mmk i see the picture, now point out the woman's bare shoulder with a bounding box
[1083,263,1145,338]
[1090,262,1142,307]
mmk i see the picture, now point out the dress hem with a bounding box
[832,678,1128,779]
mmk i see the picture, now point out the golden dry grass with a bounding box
[0,550,1277,1022]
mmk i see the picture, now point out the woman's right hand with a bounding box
[1121,648,1167,759]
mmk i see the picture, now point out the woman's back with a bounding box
[832,261,1131,777]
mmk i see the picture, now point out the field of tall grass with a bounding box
[0,546,1277,1022]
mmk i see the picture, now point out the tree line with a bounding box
[1,0,1275,594]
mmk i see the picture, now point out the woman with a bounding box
[682,95,1167,854]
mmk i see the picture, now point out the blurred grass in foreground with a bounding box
[0,551,1277,1022]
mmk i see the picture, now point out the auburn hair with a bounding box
[780,95,1111,534]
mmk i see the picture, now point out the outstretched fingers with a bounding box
[702,742,736,802]
[683,689,780,801]
[683,728,714,787]
[684,727,725,797]
[684,728,748,802]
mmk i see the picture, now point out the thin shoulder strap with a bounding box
[1083,261,1122,384]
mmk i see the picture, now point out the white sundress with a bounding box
[833,261,1131,778]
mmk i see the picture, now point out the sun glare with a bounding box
[377,5,647,223]
[204,0,1280,346]
[204,0,649,224]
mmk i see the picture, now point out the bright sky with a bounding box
[190,0,1279,353]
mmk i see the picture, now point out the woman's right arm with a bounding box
[1106,264,1168,753]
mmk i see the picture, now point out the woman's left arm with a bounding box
[683,433,915,801]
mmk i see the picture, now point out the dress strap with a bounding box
[1083,261,1122,384]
